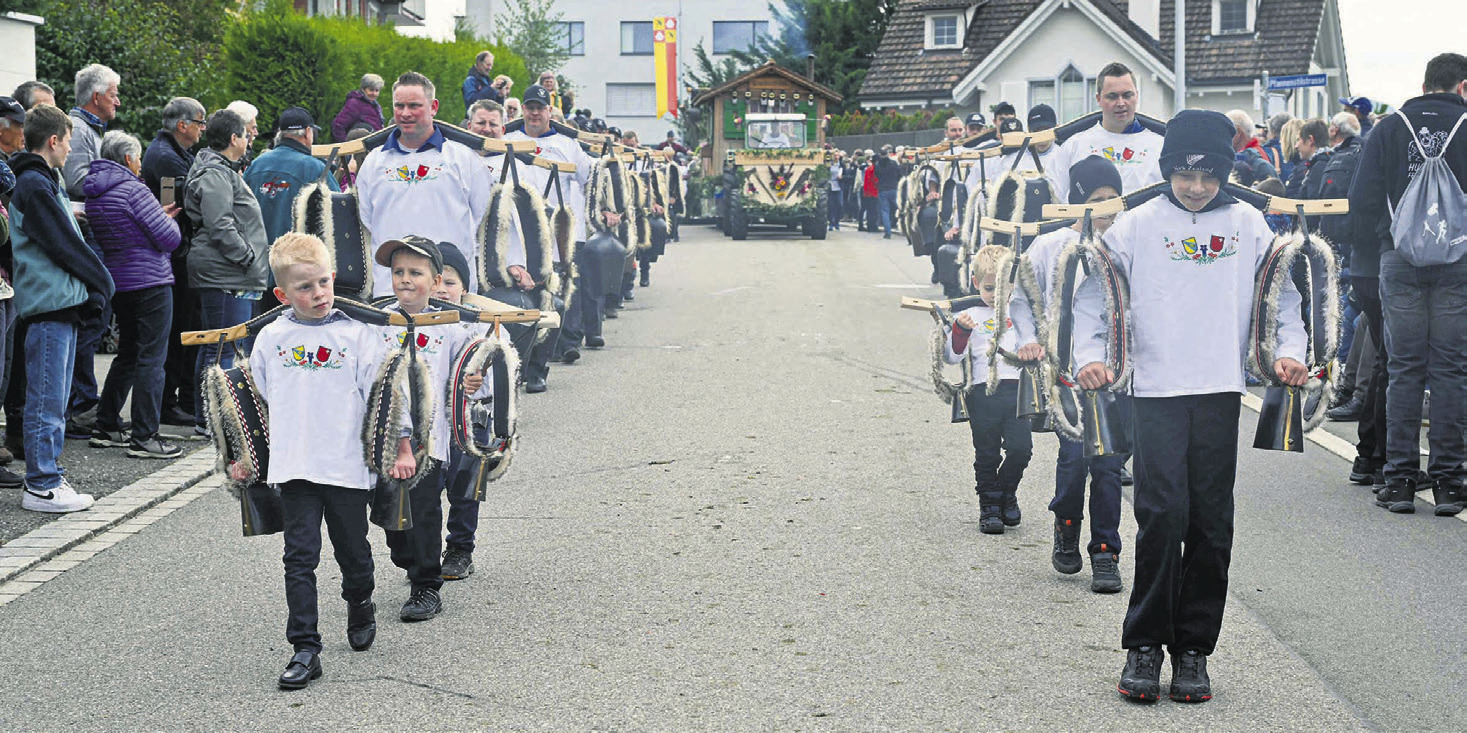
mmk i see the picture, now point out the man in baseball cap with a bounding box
[1338,95,1374,137]
[0,96,24,158]
[244,104,336,246]
[277,105,321,134]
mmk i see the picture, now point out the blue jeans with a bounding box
[24,319,78,490]
[98,286,173,441]
[1337,267,1357,363]
[194,289,256,429]
[1050,437,1125,555]
[877,190,897,236]
[1378,250,1467,483]
[68,305,104,418]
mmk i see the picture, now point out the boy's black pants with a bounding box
[280,480,374,654]
[1121,392,1239,655]
[384,463,446,592]
[964,380,1032,502]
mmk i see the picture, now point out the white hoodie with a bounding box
[1073,195,1306,398]
[943,299,1021,382]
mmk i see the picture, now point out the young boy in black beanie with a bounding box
[1072,109,1309,703]
[1009,155,1127,594]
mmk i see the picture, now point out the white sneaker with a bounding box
[21,479,95,513]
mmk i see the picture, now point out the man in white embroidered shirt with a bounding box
[357,71,493,297]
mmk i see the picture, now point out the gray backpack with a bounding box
[1389,110,1467,266]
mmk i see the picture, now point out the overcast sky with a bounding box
[1336,0,1467,109]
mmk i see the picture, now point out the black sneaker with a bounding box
[160,406,195,426]
[585,335,605,348]
[1432,478,1465,517]
[1168,649,1213,702]
[65,419,93,440]
[1118,646,1164,701]
[0,465,23,489]
[1052,518,1082,574]
[561,347,581,365]
[1371,468,1385,494]
[1374,478,1417,513]
[1090,549,1122,594]
[979,502,1004,535]
[441,548,474,581]
[89,428,130,448]
[999,493,1021,526]
[400,587,442,622]
[1326,395,1364,421]
[1348,456,1378,485]
[639,273,650,287]
[128,436,183,459]
[1327,388,1354,410]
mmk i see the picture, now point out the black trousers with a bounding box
[1354,276,1388,469]
[1122,392,1239,655]
[964,380,1033,502]
[384,463,445,592]
[280,480,374,654]
[163,259,198,415]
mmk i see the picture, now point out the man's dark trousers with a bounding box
[1354,275,1387,471]
[1122,392,1239,655]
[1378,250,1467,484]
[280,480,374,654]
[384,464,446,591]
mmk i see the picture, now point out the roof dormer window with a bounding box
[1212,0,1255,35]
[927,14,962,50]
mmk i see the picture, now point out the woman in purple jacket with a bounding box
[331,73,385,142]
[83,130,183,459]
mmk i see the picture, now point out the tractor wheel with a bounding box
[728,186,749,240]
[807,192,828,240]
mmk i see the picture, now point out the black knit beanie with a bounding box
[1159,109,1235,182]
[1068,155,1124,204]
[437,242,471,285]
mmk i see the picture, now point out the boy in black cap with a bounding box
[431,242,487,581]
[373,236,486,622]
[1009,155,1127,594]
[1072,109,1309,703]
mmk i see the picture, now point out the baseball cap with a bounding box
[965,112,987,128]
[523,84,552,107]
[1026,104,1057,132]
[0,96,23,125]
[998,117,1024,134]
[437,242,471,284]
[277,106,320,132]
[1338,96,1372,116]
[375,235,444,273]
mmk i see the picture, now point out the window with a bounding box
[554,21,585,56]
[712,21,769,54]
[606,83,656,117]
[1029,80,1056,112]
[928,15,961,49]
[1029,66,1095,122]
[1216,0,1250,33]
[621,22,654,55]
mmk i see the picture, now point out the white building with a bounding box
[461,0,783,141]
[0,12,43,99]
[860,0,1351,125]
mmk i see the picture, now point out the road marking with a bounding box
[872,283,929,289]
[709,286,753,296]
[1240,393,1466,522]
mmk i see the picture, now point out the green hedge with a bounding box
[224,0,531,143]
[827,108,960,136]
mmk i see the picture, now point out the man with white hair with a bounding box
[1225,109,1277,183]
[226,100,260,169]
[63,64,121,199]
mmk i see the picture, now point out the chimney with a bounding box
[806,53,816,81]
[1128,0,1160,40]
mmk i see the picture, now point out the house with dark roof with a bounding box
[859,0,1350,123]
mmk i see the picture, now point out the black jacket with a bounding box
[141,130,197,249]
[1314,135,1364,258]
[874,156,901,192]
[1348,92,1467,276]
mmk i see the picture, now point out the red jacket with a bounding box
[862,164,878,197]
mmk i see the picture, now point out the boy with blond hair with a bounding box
[945,244,1033,535]
[236,232,415,689]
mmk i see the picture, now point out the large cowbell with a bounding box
[935,242,962,292]
[915,203,940,256]
[648,215,668,260]
[1081,390,1130,457]
[583,230,628,298]
[330,193,369,296]
[989,178,1054,250]
[483,286,541,361]
[1254,385,1305,452]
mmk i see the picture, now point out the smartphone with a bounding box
[160,176,177,207]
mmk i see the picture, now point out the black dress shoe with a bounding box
[346,599,376,651]
[622,290,635,301]
[639,273,650,287]
[561,347,581,364]
[278,650,322,690]
[525,376,547,393]
[604,308,619,319]
[585,335,605,348]
[160,406,195,426]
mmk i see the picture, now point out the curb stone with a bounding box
[0,447,218,592]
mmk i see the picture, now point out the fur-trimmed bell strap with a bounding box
[1248,229,1339,430]
[203,358,270,498]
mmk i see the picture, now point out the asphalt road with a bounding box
[0,223,1461,730]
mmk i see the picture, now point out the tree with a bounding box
[494,0,569,78]
[734,0,896,114]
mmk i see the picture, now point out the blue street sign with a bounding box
[1268,74,1327,91]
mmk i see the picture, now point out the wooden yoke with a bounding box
[180,309,461,346]
[461,293,560,329]
[1045,191,1349,219]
